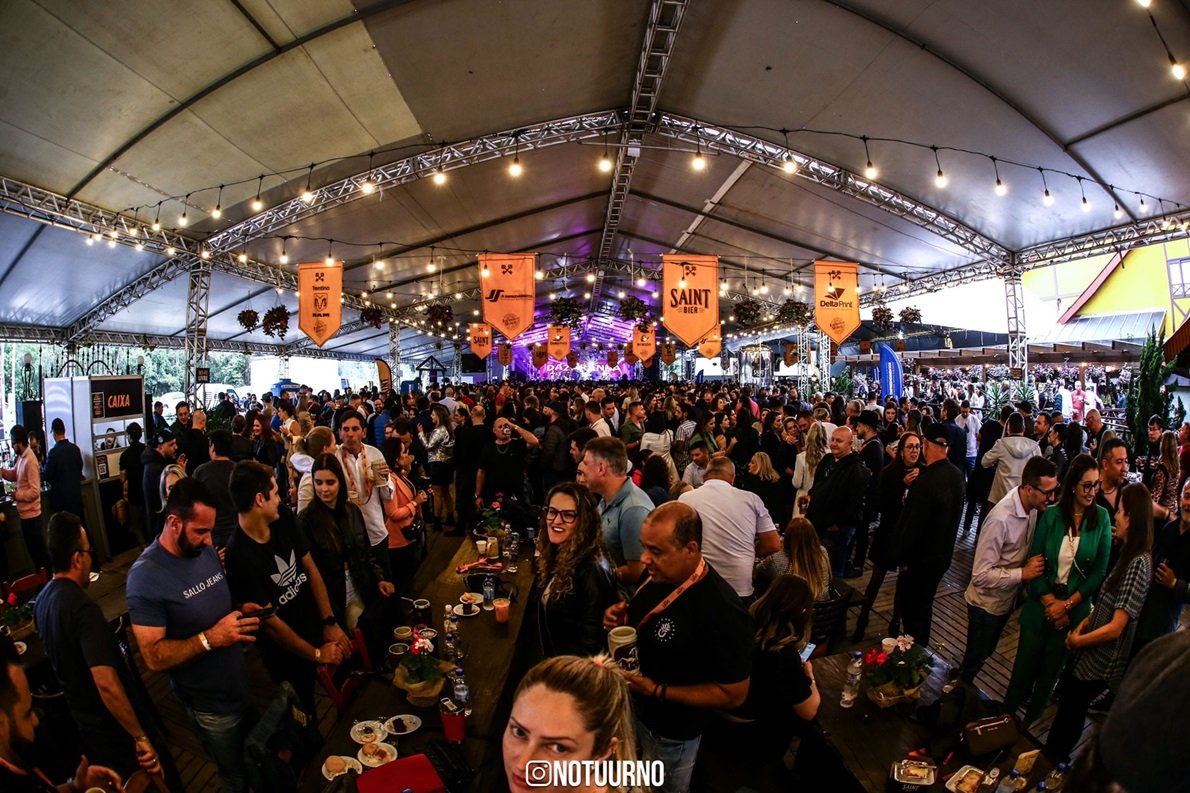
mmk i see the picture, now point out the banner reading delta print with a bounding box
[497,343,513,367]
[547,325,571,361]
[469,323,493,359]
[813,261,860,346]
[298,261,342,347]
[480,253,536,340]
[662,254,719,347]
[698,331,722,359]
[633,327,656,363]
[783,342,797,367]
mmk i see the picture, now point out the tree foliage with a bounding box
[1126,327,1174,458]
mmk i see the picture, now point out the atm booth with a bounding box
[40,375,147,565]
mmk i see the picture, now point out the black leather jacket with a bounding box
[537,558,619,657]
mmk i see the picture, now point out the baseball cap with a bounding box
[922,423,950,446]
[857,409,881,430]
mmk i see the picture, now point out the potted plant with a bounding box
[261,306,289,338]
[2,594,35,641]
[425,303,453,329]
[899,306,922,325]
[549,297,585,330]
[237,309,259,332]
[864,634,934,708]
[617,296,653,330]
[871,305,894,332]
[777,299,812,326]
[360,306,384,329]
[733,298,764,328]
[393,634,451,707]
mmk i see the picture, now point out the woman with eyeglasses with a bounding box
[535,482,619,658]
[1004,453,1112,725]
[852,431,923,641]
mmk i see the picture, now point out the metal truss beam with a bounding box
[1016,207,1190,266]
[182,263,212,400]
[1003,268,1028,379]
[204,110,622,254]
[588,0,690,322]
[653,114,1013,267]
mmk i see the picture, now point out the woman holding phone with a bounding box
[1004,453,1112,725]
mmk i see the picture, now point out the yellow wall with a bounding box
[1022,254,1113,300]
[1077,240,1190,335]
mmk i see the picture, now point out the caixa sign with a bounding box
[90,376,145,420]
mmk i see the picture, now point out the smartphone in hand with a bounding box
[799,642,817,663]
[242,605,277,620]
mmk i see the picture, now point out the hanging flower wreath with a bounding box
[424,303,453,329]
[777,299,812,325]
[871,305,894,331]
[549,297,585,329]
[360,306,385,329]
[237,309,259,332]
[899,306,922,325]
[617,296,654,330]
[261,306,289,338]
[733,299,765,328]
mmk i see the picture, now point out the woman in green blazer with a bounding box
[1004,453,1111,724]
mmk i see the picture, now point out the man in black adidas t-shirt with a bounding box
[604,502,753,793]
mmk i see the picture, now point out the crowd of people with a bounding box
[0,377,1187,792]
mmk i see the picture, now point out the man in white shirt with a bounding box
[681,440,710,488]
[959,456,1058,683]
[335,410,393,579]
[585,400,612,437]
[956,399,982,477]
[678,457,780,599]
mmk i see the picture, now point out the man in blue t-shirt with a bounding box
[127,478,263,793]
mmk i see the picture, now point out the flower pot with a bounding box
[392,661,453,707]
[865,680,925,709]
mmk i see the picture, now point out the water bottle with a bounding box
[452,667,472,717]
[1034,782,1048,793]
[1043,763,1066,792]
[482,577,496,611]
[449,615,465,660]
[443,632,457,663]
[527,526,538,557]
[444,603,454,628]
[840,651,862,708]
[995,769,1021,793]
[979,768,1000,793]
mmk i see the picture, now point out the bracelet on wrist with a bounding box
[198,631,212,652]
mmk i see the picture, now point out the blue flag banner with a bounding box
[878,343,903,399]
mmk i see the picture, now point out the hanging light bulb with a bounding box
[279,239,289,265]
[1113,203,1124,220]
[200,249,210,259]
[135,241,144,251]
[1136,0,1151,7]
[586,272,596,283]
[432,167,447,185]
[166,245,176,257]
[1081,195,1091,213]
[932,147,947,188]
[651,289,659,298]
[508,155,523,177]
[1039,169,1054,206]
[1173,61,1186,81]
[178,193,191,226]
[211,186,223,219]
[678,276,688,289]
[862,136,878,179]
[238,252,248,264]
[85,235,94,246]
[251,175,265,211]
[599,153,613,173]
[481,263,491,278]
[301,164,315,202]
[691,150,706,171]
[535,269,544,280]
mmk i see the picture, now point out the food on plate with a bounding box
[1015,749,1040,776]
[460,592,483,605]
[389,717,407,733]
[361,741,386,759]
[357,723,378,742]
[954,768,984,793]
[324,756,347,775]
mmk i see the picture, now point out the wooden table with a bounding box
[813,651,1051,791]
[298,538,536,792]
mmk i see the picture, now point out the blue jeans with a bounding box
[821,524,856,578]
[184,704,249,793]
[635,717,701,793]
[959,604,1010,683]
[966,456,977,477]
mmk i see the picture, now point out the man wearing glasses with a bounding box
[959,457,1059,684]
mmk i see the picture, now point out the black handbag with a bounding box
[963,714,1020,757]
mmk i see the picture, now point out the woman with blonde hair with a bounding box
[504,654,641,793]
[1150,429,1179,522]
[740,451,786,528]
[791,423,828,518]
[535,482,618,657]
[294,425,336,512]
[754,517,832,600]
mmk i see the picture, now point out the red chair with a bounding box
[316,627,374,714]
[3,568,49,604]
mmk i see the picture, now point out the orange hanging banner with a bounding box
[547,325,571,361]
[624,342,639,366]
[497,343,513,367]
[607,349,619,367]
[297,261,342,347]
[698,331,722,360]
[814,261,861,346]
[480,253,537,340]
[469,323,493,359]
[662,254,719,348]
[660,341,676,365]
[532,345,548,368]
[632,327,656,363]
[783,342,797,367]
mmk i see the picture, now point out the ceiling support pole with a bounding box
[389,321,402,389]
[1002,265,1028,381]
[182,262,212,403]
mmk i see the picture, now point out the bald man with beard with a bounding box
[805,425,871,577]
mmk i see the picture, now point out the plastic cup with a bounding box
[439,697,465,743]
[476,539,487,556]
[493,597,511,623]
[393,626,413,642]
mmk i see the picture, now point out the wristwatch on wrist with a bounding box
[322,615,337,626]
[314,647,322,663]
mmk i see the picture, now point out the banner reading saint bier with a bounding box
[480,252,537,340]
[497,343,513,367]
[468,323,493,359]
[547,325,571,361]
[662,254,719,347]
[298,261,342,347]
[632,327,656,363]
[813,261,861,346]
